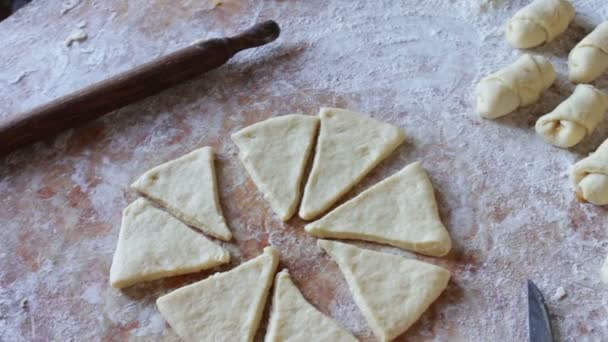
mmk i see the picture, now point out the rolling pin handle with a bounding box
[0,20,281,156]
[224,20,281,56]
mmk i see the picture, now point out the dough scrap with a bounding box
[299,107,406,220]
[571,139,608,205]
[65,28,88,47]
[569,22,608,83]
[536,84,608,148]
[231,115,320,221]
[505,0,574,49]
[306,162,451,256]
[476,54,556,119]
[156,246,279,342]
[265,270,357,342]
[318,240,450,342]
[109,198,229,288]
[131,146,232,240]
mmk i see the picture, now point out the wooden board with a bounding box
[1,0,608,340]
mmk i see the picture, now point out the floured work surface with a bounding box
[1,0,608,341]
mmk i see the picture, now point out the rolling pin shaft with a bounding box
[0,20,280,156]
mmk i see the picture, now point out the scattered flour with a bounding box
[60,0,81,15]
[1,0,607,341]
[81,284,103,305]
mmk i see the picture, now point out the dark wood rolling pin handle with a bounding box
[0,20,281,156]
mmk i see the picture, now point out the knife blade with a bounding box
[527,280,554,342]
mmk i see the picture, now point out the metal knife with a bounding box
[527,280,554,342]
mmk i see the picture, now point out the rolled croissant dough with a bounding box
[231,114,319,221]
[535,84,608,148]
[131,146,232,240]
[505,0,574,49]
[476,54,556,119]
[265,270,357,342]
[318,239,450,342]
[156,247,279,342]
[569,21,608,83]
[109,198,229,288]
[306,161,452,257]
[299,107,406,220]
[571,139,608,205]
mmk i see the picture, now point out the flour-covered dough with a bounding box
[476,54,556,119]
[299,107,406,220]
[231,115,319,221]
[318,240,450,342]
[156,246,279,342]
[569,22,608,83]
[131,146,231,240]
[505,0,574,49]
[109,198,229,288]
[571,139,608,205]
[265,270,357,342]
[306,162,451,257]
[536,84,608,148]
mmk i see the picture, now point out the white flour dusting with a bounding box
[1,0,608,341]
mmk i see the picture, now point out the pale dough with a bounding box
[264,270,357,342]
[299,107,406,220]
[476,54,556,119]
[535,84,608,148]
[131,146,232,240]
[109,198,229,288]
[505,0,574,49]
[306,162,452,257]
[569,21,608,83]
[156,246,279,342]
[65,28,88,47]
[571,139,608,205]
[318,239,450,342]
[231,114,320,221]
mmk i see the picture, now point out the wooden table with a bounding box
[1,0,607,340]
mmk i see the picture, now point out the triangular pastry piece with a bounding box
[131,146,232,240]
[157,247,279,342]
[231,115,320,221]
[265,270,357,342]
[299,108,406,220]
[318,240,450,342]
[306,162,452,256]
[109,198,230,288]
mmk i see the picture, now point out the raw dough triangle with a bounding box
[109,198,230,288]
[231,115,320,221]
[299,107,406,220]
[318,239,450,342]
[306,162,452,256]
[265,270,357,342]
[131,146,232,240]
[157,246,279,342]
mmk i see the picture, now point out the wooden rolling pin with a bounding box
[0,20,281,156]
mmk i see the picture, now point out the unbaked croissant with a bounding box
[476,54,556,119]
[571,139,608,205]
[506,0,575,49]
[569,22,608,83]
[536,84,608,148]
